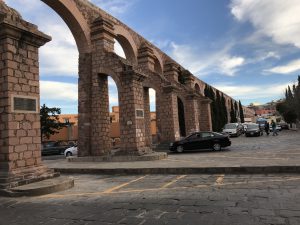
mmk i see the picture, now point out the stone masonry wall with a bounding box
[0,2,56,189]
[0,36,41,171]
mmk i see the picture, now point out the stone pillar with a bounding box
[78,53,92,156]
[0,3,56,189]
[163,62,179,83]
[87,17,116,156]
[199,99,212,131]
[90,74,111,155]
[185,94,200,135]
[157,86,180,142]
[91,17,115,53]
[184,75,195,89]
[143,87,152,146]
[118,68,152,155]
[137,43,155,71]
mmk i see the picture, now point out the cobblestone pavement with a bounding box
[1,174,300,225]
[229,129,300,152]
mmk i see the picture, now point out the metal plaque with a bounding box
[136,109,144,118]
[13,96,37,113]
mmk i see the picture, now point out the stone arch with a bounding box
[114,25,137,63]
[153,57,163,74]
[96,67,121,90]
[41,0,91,54]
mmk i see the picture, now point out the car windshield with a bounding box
[247,124,258,129]
[224,124,237,129]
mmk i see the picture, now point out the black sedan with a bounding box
[245,124,263,137]
[169,132,231,153]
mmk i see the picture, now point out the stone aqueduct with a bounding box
[42,0,217,157]
[0,0,252,189]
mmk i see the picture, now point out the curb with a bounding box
[54,166,300,175]
[68,152,167,162]
[0,177,74,197]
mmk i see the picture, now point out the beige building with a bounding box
[45,107,157,146]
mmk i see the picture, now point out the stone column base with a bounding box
[116,146,153,156]
[0,165,59,190]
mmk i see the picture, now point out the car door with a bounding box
[199,132,214,149]
[183,133,201,150]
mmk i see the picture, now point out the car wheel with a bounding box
[66,152,72,157]
[212,143,221,151]
[176,145,184,153]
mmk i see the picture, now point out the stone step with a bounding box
[68,152,167,162]
[2,176,74,197]
[154,143,171,152]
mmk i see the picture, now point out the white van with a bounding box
[222,123,243,137]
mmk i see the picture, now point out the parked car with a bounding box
[64,145,78,157]
[42,141,71,156]
[245,124,263,137]
[222,123,243,137]
[270,125,282,132]
[169,131,231,153]
[279,123,289,130]
[242,123,256,132]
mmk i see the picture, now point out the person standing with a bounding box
[271,120,278,136]
[264,121,270,135]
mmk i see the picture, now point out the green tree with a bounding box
[40,104,65,139]
[276,75,300,124]
[221,94,228,126]
[238,100,245,123]
[204,85,229,131]
[230,100,237,123]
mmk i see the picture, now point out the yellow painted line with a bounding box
[166,155,288,161]
[102,175,147,194]
[203,177,300,188]
[38,177,300,199]
[161,175,187,188]
[215,174,225,185]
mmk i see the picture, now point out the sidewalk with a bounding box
[44,131,300,174]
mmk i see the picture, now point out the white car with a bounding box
[64,146,78,157]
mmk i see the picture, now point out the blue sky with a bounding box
[5,0,300,113]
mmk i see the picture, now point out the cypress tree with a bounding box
[239,100,245,123]
[221,94,228,127]
[215,90,222,131]
[230,100,237,123]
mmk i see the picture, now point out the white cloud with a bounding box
[213,82,290,100]
[90,0,137,15]
[40,45,78,76]
[114,39,126,58]
[170,42,245,77]
[40,81,78,101]
[149,88,156,104]
[259,52,280,61]
[264,59,300,74]
[230,0,300,48]
[39,23,78,76]
[220,56,245,76]
[41,80,119,108]
[5,0,42,12]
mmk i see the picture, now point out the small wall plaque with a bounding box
[11,95,38,113]
[136,109,144,118]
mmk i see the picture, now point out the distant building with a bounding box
[44,107,157,146]
[255,109,276,117]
